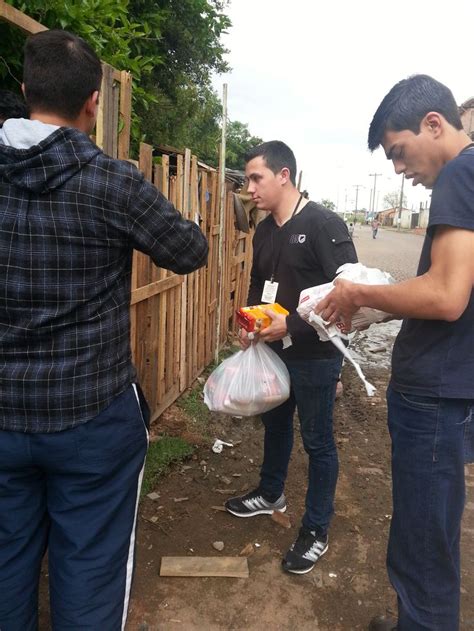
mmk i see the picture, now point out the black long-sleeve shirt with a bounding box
[248,202,357,360]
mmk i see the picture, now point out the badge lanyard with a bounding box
[261,194,303,304]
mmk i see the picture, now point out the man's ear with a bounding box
[85,90,100,118]
[279,167,291,185]
[423,112,442,137]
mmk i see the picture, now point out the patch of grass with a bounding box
[178,383,210,420]
[141,342,241,496]
[141,436,194,497]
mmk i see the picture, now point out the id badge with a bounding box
[261,280,278,303]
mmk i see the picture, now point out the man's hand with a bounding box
[315,279,359,330]
[237,327,252,350]
[259,309,288,342]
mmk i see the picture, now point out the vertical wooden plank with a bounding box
[180,150,191,391]
[157,291,167,402]
[173,284,181,386]
[138,143,154,287]
[176,155,184,212]
[161,155,170,199]
[183,149,192,220]
[118,70,132,160]
[96,63,115,156]
[189,155,199,380]
[198,169,208,369]
[111,80,119,159]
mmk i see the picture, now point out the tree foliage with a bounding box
[319,198,336,211]
[0,0,235,160]
[383,190,407,209]
[225,121,263,171]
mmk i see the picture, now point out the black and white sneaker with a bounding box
[225,488,287,517]
[282,526,328,574]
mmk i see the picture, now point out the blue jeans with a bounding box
[0,384,149,631]
[259,355,343,534]
[387,386,473,631]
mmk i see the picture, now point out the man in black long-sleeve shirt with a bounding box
[225,141,357,574]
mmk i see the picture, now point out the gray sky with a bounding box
[213,0,474,214]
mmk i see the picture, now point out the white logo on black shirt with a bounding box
[289,234,306,244]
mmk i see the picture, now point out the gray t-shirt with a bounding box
[390,145,474,399]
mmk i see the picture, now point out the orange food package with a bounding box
[236,303,289,333]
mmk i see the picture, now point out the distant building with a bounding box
[376,208,397,227]
[376,207,412,228]
[459,98,474,140]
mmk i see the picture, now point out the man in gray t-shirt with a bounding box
[317,75,474,631]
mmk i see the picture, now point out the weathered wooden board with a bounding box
[160,556,249,578]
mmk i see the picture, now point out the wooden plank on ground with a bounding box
[160,557,249,578]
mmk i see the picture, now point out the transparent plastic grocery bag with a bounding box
[203,342,290,416]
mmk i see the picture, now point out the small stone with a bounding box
[212,541,225,551]
[220,476,232,485]
[150,516,158,523]
[271,511,291,529]
[146,492,160,501]
[239,543,254,557]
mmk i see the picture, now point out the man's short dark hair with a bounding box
[368,74,463,151]
[23,30,102,120]
[0,90,29,126]
[245,140,297,185]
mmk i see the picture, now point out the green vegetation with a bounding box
[319,198,336,211]
[226,121,263,170]
[177,382,211,436]
[0,0,263,166]
[141,435,194,496]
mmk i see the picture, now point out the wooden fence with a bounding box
[0,1,253,422]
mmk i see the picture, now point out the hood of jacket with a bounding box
[0,118,102,194]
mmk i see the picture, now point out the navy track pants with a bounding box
[0,383,149,631]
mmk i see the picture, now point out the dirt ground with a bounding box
[123,227,473,631]
[124,328,473,631]
[38,227,473,630]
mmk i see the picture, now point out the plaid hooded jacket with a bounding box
[0,126,208,432]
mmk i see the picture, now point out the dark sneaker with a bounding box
[368,616,398,631]
[225,488,286,517]
[281,526,328,574]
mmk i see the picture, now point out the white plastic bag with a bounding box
[203,342,290,416]
[297,263,394,331]
[296,263,396,397]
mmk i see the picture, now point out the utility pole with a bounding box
[215,83,227,363]
[353,184,363,220]
[369,172,382,216]
[397,173,405,231]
